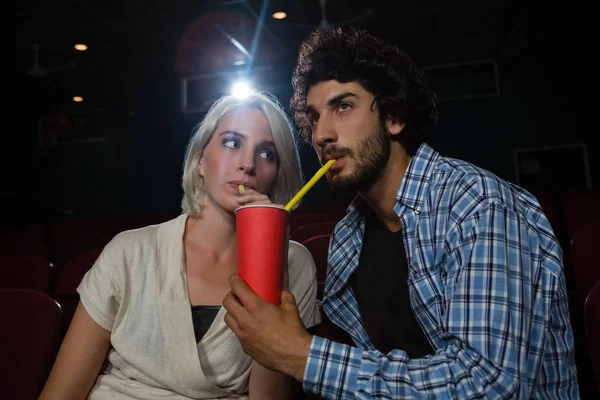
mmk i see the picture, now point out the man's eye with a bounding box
[338,103,352,112]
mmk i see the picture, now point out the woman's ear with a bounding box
[197,156,204,178]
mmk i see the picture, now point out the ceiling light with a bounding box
[272,11,287,20]
[73,96,84,102]
[74,44,88,51]
[231,80,252,99]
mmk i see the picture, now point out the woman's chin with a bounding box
[203,196,241,216]
[229,200,243,214]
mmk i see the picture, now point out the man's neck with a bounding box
[359,144,411,232]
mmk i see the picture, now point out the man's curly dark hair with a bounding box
[290,27,438,156]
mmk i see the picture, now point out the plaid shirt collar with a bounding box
[342,142,440,226]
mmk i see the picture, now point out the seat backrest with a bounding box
[289,213,337,234]
[301,234,331,300]
[564,188,600,240]
[570,218,600,301]
[0,223,48,257]
[527,189,564,246]
[0,289,62,400]
[51,248,102,329]
[52,248,103,295]
[48,216,112,265]
[291,221,338,244]
[0,255,52,292]
[584,281,600,393]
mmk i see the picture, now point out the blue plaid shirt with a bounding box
[303,144,580,399]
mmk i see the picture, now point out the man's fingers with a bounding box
[223,309,240,333]
[229,273,263,310]
[223,290,252,336]
[223,289,248,318]
[280,289,298,311]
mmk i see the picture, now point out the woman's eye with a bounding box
[259,150,275,161]
[223,139,240,149]
[311,115,319,126]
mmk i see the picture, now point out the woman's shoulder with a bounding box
[287,240,322,327]
[288,240,314,264]
[287,240,317,280]
[102,214,185,258]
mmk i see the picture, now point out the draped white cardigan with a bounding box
[78,213,321,399]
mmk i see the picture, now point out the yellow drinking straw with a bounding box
[284,159,336,212]
[238,184,245,192]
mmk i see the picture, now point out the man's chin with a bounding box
[328,174,360,194]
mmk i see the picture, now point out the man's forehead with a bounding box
[306,81,370,109]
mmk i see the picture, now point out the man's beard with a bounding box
[324,120,390,194]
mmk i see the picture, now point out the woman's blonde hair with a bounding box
[181,91,304,217]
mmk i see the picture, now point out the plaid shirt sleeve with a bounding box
[303,201,578,399]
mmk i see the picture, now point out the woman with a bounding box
[40,91,321,399]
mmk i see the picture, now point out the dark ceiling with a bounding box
[15,0,590,116]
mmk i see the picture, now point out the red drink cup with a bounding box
[235,204,288,305]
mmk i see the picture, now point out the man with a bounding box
[223,27,580,399]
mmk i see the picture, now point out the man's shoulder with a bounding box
[419,153,549,236]
[432,155,537,212]
[429,153,563,275]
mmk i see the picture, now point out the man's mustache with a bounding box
[321,146,353,163]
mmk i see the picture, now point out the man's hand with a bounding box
[223,273,313,382]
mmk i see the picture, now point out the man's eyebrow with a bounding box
[305,92,359,114]
[326,92,358,107]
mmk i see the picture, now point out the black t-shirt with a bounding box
[350,213,434,358]
[191,305,220,343]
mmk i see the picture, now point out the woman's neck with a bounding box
[185,201,237,255]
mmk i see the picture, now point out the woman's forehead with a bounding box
[218,108,273,141]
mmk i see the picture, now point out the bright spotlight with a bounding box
[231,80,252,99]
